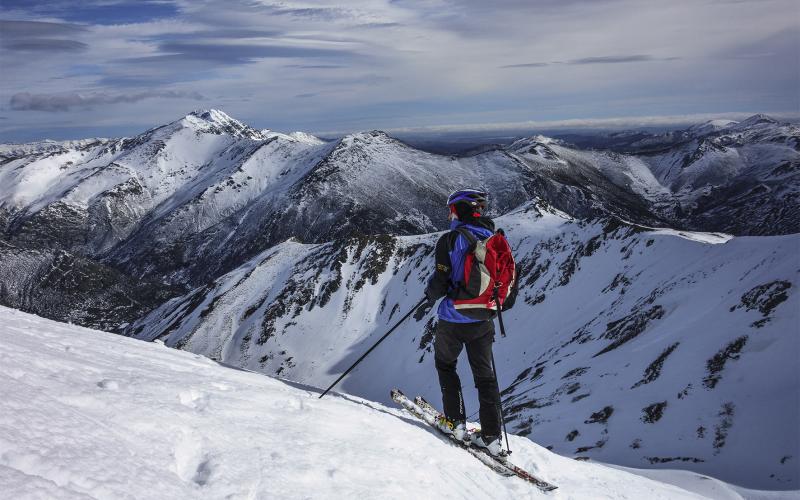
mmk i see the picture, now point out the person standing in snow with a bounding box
[414,189,506,456]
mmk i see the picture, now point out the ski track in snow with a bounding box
[0,306,768,500]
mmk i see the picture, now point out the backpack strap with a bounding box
[445,226,479,300]
[452,225,478,249]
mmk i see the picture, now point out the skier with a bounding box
[414,188,511,457]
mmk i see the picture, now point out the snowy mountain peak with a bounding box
[507,135,565,162]
[328,130,409,157]
[340,130,395,146]
[187,108,238,125]
[531,134,558,145]
[737,113,779,127]
[509,134,559,147]
[177,109,265,139]
[687,119,738,136]
[288,131,324,144]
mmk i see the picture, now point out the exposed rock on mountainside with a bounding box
[0,240,177,331]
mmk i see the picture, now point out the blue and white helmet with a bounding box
[446,188,488,209]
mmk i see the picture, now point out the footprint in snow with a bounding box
[174,431,214,487]
[179,389,210,411]
[96,379,120,390]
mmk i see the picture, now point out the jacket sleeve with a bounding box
[425,233,452,300]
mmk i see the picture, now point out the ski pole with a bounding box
[492,286,511,453]
[491,349,512,455]
[319,296,427,399]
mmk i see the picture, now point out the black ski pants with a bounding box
[434,319,501,437]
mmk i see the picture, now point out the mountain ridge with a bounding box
[0,110,796,327]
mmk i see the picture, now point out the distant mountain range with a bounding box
[1,110,796,287]
[1,110,797,488]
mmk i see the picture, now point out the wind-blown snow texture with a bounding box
[0,306,752,500]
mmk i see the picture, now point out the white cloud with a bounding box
[9,90,205,112]
[372,111,800,136]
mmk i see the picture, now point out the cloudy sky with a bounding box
[1,0,798,142]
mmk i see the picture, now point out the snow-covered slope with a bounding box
[0,110,333,283]
[0,116,543,287]
[557,116,799,235]
[575,115,800,236]
[686,120,739,137]
[639,116,799,233]
[0,305,741,500]
[134,130,542,285]
[127,201,800,490]
[506,136,672,223]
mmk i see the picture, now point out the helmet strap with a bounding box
[448,205,458,221]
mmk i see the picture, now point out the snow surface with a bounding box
[0,305,750,500]
[603,465,800,500]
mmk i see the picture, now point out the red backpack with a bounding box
[450,227,517,314]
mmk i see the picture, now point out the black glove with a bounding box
[413,296,436,321]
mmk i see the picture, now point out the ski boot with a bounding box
[472,432,504,458]
[435,415,467,442]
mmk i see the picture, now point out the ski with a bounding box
[414,395,480,441]
[391,389,557,492]
[413,394,558,492]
